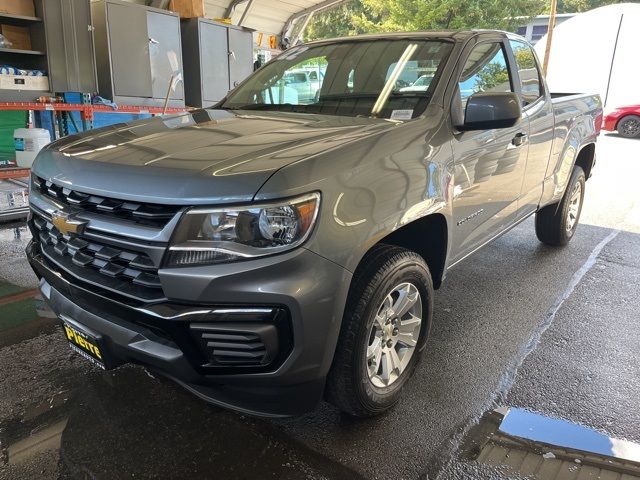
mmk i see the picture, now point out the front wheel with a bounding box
[325,245,433,417]
[535,165,586,246]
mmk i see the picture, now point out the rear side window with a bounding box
[458,42,513,107]
[509,40,543,106]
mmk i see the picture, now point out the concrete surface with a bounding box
[0,134,638,479]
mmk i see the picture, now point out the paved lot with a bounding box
[0,134,638,479]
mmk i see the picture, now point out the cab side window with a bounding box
[458,42,513,108]
[509,40,543,106]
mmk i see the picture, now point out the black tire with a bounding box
[617,115,640,138]
[535,165,586,246]
[325,245,433,417]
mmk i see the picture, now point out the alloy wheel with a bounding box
[620,118,639,137]
[366,282,422,388]
[566,181,582,232]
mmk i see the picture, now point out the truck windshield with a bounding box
[220,39,452,120]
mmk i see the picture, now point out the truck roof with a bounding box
[304,29,519,46]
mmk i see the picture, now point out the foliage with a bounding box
[304,0,547,41]
[513,46,536,69]
[359,0,547,31]
[474,63,510,91]
[304,1,380,41]
[304,0,629,44]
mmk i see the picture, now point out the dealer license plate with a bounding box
[62,321,111,370]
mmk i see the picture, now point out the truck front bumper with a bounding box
[27,242,352,417]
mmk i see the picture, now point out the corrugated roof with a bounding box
[203,0,346,35]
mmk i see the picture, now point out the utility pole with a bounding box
[543,0,558,75]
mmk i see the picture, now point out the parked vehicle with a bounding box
[399,74,433,92]
[27,31,601,418]
[281,68,324,104]
[602,105,640,138]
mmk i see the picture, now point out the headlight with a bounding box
[166,192,320,267]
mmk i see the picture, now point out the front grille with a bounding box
[32,176,180,227]
[30,212,165,303]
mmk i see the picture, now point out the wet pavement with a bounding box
[459,408,640,478]
[0,134,639,479]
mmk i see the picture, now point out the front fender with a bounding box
[254,108,453,273]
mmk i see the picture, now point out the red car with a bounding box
[602,105,640,138]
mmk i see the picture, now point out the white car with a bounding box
[282,69,323,103]
[399,75,433,92]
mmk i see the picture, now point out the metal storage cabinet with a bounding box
[91,0,185,107]
[228,26,253,89]
[42,0,97,93]
[181,18,253,108]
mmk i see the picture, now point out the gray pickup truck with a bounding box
[27,30,602,417]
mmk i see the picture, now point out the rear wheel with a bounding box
[325,245,433,417]
[535,165,586,246]
[617,115,640,138]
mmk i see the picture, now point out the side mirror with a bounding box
[459,92,521,131]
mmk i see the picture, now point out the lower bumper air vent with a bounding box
[190,323,279,367]
[188,307,292,372]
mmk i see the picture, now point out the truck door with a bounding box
[507,39,554,217]
[450,40,530,264]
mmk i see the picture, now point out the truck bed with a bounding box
[550,92,602,106]
[550,93,603,135]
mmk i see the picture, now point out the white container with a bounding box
[0,74,50,91]
[14,128,51,168]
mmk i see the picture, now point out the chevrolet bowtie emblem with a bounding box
[51,211,87,236]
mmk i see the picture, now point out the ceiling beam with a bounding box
[237,0,256,26]
[224,0,248,19]
[281,0,349,40]
[288,0,348,24]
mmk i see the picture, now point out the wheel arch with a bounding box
[574,142,596,180]
[358,213,449,290]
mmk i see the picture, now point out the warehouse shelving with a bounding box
[0,12,43,24]
[0,101,188,130]
[0,47,46,55]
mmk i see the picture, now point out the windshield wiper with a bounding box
[225,103,311,114]
[321,92,430,101]
[223,104,279,110]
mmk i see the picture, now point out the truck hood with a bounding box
[32,109,394,205]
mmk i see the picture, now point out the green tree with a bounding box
[514,45,536,69]
[474,63,511,91]
[304,0,547,41]
[304,1,380,41]
[357,0,546,31]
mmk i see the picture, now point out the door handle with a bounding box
[512,132,528,146]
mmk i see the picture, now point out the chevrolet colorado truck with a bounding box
[26,31,602,417]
